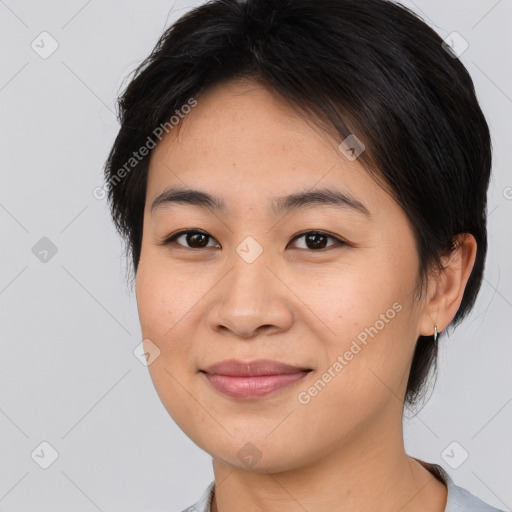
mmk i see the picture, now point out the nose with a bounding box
[206,246,294,339]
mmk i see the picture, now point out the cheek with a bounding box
[289,255,408,336]
[292,253,418,400]
[135,266,171,339]
[135,255,199,343]
[135,259,201,425]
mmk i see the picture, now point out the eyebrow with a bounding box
[151,186,371,217]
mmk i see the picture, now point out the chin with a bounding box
[205,435,313,474]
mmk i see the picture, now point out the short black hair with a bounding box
[104,0,492,407]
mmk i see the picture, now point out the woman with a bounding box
[104,0,504,511]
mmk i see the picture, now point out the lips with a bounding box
[200,358,311,377]
[200,359,312,399]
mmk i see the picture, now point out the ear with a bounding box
[418,233,478,337]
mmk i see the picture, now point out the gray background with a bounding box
[0,0,511,511]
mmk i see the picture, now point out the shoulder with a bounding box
[428,463,506,512]
[179,470,507,512]
[178,481,215,512]
[445,479,506,512]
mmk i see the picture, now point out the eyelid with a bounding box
[157,229,220,248]
[158,229,348,251]
[287,230,347,250]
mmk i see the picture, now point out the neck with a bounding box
[209,412,447,512]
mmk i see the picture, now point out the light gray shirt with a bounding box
[179,462,506,512]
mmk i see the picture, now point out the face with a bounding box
[136,78,428,472]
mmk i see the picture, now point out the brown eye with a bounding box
[289,231,344,250]
[160,229,345,251]
[161,230,220,249]
[184,232,210,248]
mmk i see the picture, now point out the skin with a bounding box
[135,78,477,512]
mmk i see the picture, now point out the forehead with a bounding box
[146,79,389,216]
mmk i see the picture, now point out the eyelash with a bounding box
[158,229,348,251]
